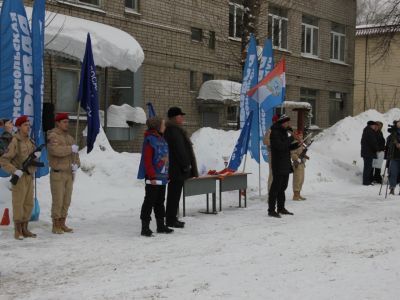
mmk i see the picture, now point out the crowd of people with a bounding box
[361,119,400,194]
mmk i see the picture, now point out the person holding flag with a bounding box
[47,113,80,234]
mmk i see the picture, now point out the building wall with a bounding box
[354,33,400,116]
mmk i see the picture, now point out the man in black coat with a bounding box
[373,121,386,184]
[164,107,198,228]
[361,121,379,185]
[268,114,299,218]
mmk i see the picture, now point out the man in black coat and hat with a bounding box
[268,114,299,218]
[164,107,198,228]
[361,121,379,185]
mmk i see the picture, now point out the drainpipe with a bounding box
[363,35,368,112]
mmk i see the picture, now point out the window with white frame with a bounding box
[300,88,317,124]
[125,0,138,11]
[229,1,244,39]
[66,0,100,7]
[268,6,288,50]
[330,23,346,63]
[301,15,319,57]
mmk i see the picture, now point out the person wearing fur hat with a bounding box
[361,120,379,185]
[0,116,41,240]
[164,107,198,228]
[47,113,80,234]
[268,114,299,218]
[137,116,173,236]
[263,114,280,191]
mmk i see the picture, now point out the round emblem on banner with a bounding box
[266,76,282,97]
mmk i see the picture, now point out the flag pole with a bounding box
[258,104,262,197]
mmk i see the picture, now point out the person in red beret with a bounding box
[47,112,80,234]
[263,114,281,191]
[0,115,41,240]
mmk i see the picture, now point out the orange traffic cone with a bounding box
[0,208,10,226]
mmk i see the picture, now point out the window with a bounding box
[111,70,134,106]
[229,1,243,39]
[329,91,345,125]
[202,112,219,128]
[56,69,79,113]
[202,73,214,83]
[331,23,346,63]
[300,88,317,124]
[268,6,288,50]
[190,71,196,91]
[191,27,203,42]
[227,105,239,123]
[301,15,319,57]
[66,0,100,6]
[125,0,138,11]
[209,31,216,49]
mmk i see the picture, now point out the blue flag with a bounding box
[146,102,156,118]
[0,0,33,177]
[77,33,100,154]
[32,0,49,177]
[258,39,274,162]
[239,34,259,163]
[228,111,253,171]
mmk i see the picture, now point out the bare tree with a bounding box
[240,0,260,65]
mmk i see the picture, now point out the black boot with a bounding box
[277,208,294,215]
[166,219,185,228]
[156,219,174,234]
[389,188,395,195]
[268,211,281,218]
[141,220,153,237]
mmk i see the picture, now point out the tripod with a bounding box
[379,135,395,198]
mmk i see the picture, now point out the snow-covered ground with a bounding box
[1,109,400,300]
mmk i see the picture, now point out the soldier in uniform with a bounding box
[291,130,308,201]
[0,116,41,240]
[47,113,80,234]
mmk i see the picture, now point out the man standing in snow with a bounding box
[268,114,299,218]
[373,121,386,184]
[263,114,280,191]
[361,121,379,186]
[164,107,198,228]
[386,120,400,195]
[47,113,80,234]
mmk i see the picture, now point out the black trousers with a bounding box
[363,157,373,185]
[166,179,184,223]
[140,184,166,222]
[373,168,382,183]
[268,173,289,213]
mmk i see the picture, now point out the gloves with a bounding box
[14,170,23,177]
[34,151,41,158]
[71,164,79,172]
[71,144,79,153]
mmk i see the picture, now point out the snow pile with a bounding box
[106,104,146,127]
[25,7,145,72]
[197,80,241,103]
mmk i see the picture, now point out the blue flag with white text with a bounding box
[258,39,274,162]
[77,33,100,154]
[239,34,259,163]
[228,111,253,171]
[32,0,49,177]
[0,0,33,177]
[146,102,156,118]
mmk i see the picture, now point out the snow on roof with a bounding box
[107,104,146,127]
[356,24,400,37]
[197,80,241,103]
[26,7,144,72]
[277,101,312,110]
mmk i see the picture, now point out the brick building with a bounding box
[22,0,356,152]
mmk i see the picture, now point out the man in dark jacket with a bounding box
[373,121,385,184]
[386,120,400,195]
[164,107,198,228]
[268,114,299,218]
[361,121,379,185]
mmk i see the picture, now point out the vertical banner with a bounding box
[146,102,156,118]
[258,39,274,162]
[77,33,100,154]
[32,0,49,177]
[239,34,259,163]
[0,0,33,124]
[228,111,253,171]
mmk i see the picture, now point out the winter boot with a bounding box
[60,217,73,233]
[141,220,153,237]
[156,219,174,234]
[52,218,64,234]
[277,208,294,215]
[14,222,23,240]
[21,222,37,238]
[299,194,307,200]
[293,191,301,201]
[389,188,395,195]
[268,211,281,218]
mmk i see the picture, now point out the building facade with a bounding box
[354,25,400,116]
[22,0,356,152]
